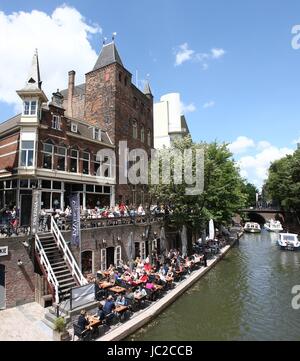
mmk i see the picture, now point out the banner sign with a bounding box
[31,188,40,235]
[0,246,8,257]
[70,193,80,247]
[70,283,95,310]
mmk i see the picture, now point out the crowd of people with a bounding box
[75,237,228,339]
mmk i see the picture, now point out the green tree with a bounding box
[149,136,247,234]
[240,182,258,207]
[265,148,300,223]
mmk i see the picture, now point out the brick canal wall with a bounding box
[63,221,167,270]
[0,236,35,308]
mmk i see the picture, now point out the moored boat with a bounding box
[264,219,283,232]
[244,222,261,233]
[278,233,300,251]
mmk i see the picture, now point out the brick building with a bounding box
[61,41,154,205]
[0,41,154,221]
[0,43,168,310]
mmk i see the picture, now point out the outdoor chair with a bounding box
[73,323,92,341]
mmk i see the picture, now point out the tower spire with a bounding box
[16,49,48,103]
[25,49,42,90]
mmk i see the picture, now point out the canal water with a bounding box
[129,231,300,341]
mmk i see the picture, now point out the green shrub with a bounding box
[54,317,66,333]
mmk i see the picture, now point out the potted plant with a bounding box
[53,317,71,341]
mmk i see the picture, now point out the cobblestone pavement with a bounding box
[0,302,53,341]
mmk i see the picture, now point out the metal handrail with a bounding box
[35,233,59,304]
[58,214,164,231]
[50,216,87,286]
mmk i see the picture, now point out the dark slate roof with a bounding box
[60,83,85,99]
[93,42,123,71]
[0,114,21,134]
[67,118,113,146]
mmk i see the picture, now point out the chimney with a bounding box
[68,70,75,117]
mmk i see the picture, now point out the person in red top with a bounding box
[139,271,148,283]
[144,262,152,272]
[119,202,126,216]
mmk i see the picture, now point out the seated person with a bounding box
[134,286,147,299]
[115,294,127,306]
[103,295,116,315]
[145,282,155,291]
[167,267,174,279]
[125,288,135,302]
[77,309,90,333]
[96,303,106,321]
[139,271,149,284]
[144,262,152,272]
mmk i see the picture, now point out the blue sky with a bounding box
[0,0,300,187]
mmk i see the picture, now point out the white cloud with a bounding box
[0,5,101,107]
[203,100,215,109]
[229,136,294,188]
[174,43,195,66]
[174,43,225,68]
[181,102,196,113]
[211,48,225,59]
[257,140,271,150]
[237,145,293,187]
[228,136,255,154]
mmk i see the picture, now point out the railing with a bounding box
[50,216,87,286]
[35,233,60,304]
[57,214,164,231]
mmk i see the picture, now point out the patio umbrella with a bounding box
[160,226,166,253]
[209,219,215,240]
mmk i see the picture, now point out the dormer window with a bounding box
[23,100,37,116]
[93,127,101,141]
[71,122,78,133]
[51,115,61,130]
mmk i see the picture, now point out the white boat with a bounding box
[264,219,283,232]
[244,222,261,233]
[278,233,300,251]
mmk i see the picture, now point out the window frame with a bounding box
[132,120,137,139]
[70,148,79,173]
[51,114,61,131]
[42,142,54,170]
[20,140,35,167]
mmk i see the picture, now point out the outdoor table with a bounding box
[87,316,101,329]
[109,286,126,294]
[115,305,129,314]
[99,281,114,289]
[153,284,164,291]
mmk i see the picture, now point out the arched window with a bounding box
[132,120,137,139]
[147,129,151,147]
[141,126,145,142]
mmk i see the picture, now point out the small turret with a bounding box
[16,49,48,122]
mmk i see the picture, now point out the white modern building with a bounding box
[153,93,190,149]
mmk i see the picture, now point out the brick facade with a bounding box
[0,237,35,308]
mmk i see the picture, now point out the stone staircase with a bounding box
[36,232,78,302]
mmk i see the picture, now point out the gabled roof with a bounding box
[93,42,123,71]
